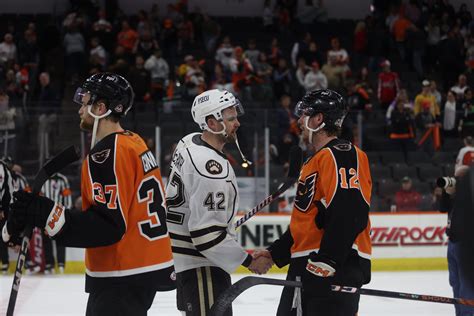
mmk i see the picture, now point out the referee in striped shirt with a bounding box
[41,172,72,273]
[0,158,13,274]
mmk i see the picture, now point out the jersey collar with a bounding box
[192,134,228,160]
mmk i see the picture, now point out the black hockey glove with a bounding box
[303,252,337,298]
[10,191,65,237]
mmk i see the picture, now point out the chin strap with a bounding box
[204,121,227,137]
[235,135,252,167]
[304,116,326,144]
[88,106,112,149]
[204,121,252,167]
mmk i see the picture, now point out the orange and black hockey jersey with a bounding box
[270,138,372,282]
[54,131,175,292]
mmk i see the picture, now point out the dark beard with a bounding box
[224,132,236,144]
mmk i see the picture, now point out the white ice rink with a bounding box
[1,271,455,315]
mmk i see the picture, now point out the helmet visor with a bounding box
[294,100,315,117]
[73,87,93,106]
[234,98,244,116]
[221,99,244,121]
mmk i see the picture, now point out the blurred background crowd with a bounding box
[0,0,473,213]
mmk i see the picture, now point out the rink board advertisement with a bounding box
[8,213,448,272]
[236,213,449,259]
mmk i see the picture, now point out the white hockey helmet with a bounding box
[191,89,244,134]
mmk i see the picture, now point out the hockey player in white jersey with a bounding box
[166,89,272,315]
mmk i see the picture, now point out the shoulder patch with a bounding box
[91,149,111,164]
[294,172,318,212]
[141,150,158,174]
[332,143,352,151]
[205,159,223,175]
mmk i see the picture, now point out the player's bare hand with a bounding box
[252,249,272,259]
[248,256,273,275]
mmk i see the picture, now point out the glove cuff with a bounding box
[242,254,253,267]
[2,223,10,243]
[45,204,66,237]
[306,259,336,277]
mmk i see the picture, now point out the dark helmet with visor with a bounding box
[295,89,348,128]
[73,73,134,117]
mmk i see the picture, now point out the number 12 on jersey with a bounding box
[338,167,360,189]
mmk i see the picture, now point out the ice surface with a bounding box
[0,271,454,315]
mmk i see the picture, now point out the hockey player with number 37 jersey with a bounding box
[166,89,272,316]
[3,73,175,316]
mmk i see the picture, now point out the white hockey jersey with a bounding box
[165,133,249,274]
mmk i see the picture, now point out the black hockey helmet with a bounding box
[73,72,134,117]
[295,89,348,128]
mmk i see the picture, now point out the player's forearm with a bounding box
[198,236,249,274]
[54,206,125,248]
[319,193,369,265]
[267,227,293,268]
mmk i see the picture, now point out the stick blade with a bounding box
[287,146,303,179]
[210,277,301,316]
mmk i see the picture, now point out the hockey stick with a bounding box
[6,145,80,316]
[209,276,474,316]
[331,284,474,306]
[210,277,300,315]
[235,146,303,228]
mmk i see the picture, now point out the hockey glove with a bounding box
[306,251,336,278]
[303,252,337,298]
[10,191,66,237]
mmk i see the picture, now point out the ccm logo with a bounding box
[306,263,331,277]
[48,205,64,230]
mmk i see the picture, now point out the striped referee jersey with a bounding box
[41,173,72,208]
[0,161,13,211]
[12,171,30,192]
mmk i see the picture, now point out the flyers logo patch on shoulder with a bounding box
[91,149,111,164]
[333,143,352,151]
[294,173,317,212]
[206,160,222,175]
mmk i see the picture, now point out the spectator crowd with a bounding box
[0,0,473,212]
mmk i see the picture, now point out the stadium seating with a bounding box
[380,151,406,165]
[370,164,392,179]
[418,163,444,182]
[406,151,431,165]
[391,164,418,181]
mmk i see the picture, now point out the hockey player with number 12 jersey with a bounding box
[256,89,372,315]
